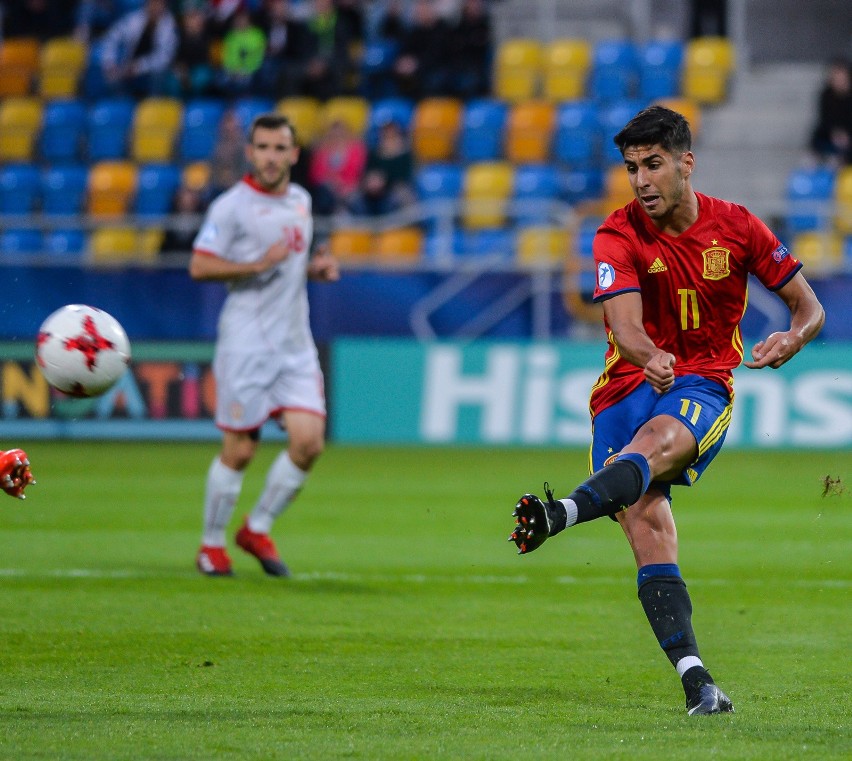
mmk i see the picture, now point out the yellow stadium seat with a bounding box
[131,97,184,161]
[833,167,852,234]
[38,37,87,98]
[89,226,139,263]
[597,165,634,214]
[682,36,735,104]
[494,38,543,102]
[411,97,462,162]
[0,37,40,96]
[374,227,423,262]
[137,228,165,259]
[0,96,43,160]
[329,227,373,259]
[542,38,591,102]
[463,161,515,229]
[655,96,701,138]
[88,161,138,217]
[505,100,555,163]
[182,161,211,193]
[791,231,842,274]
[516,225,570,266]
[277,97,322,146]
[320,96,369,136]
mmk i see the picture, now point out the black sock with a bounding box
[568,456,650,525]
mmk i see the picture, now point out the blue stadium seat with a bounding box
[41,165,89,215]
[232,97,276,134]
[423,226,463,262]
[598,100,645,164]
[0,163,40,214]
[589,39,639,102]
[552,100,600,167]
[576,215,605,293]
[366,97,415,147]
[40,100,87,162]
[785,166,836,234]
[513,163,560,223]
[360,39,400,100]
[0,228,43,255]
[82,42,110,100]
[457,99,508,162]
[44,229,87,258]
[86,98,134,161]
[638,39,684,101]
[416,162,463,200]
[459,227,514,259]
[135,163,181,216]
[559,167,605,206]
[179,99,225,161]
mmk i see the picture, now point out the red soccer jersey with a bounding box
[589,192,802,416]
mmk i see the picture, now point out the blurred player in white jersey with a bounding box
[189,113,339,577]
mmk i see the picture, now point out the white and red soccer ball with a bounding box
[35,305,131,397]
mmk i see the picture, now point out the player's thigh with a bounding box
[214,351,278,430]
[622,414,698,481]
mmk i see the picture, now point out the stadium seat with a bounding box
[137,227,165,258]
[411,97,462,162]
[542,38,591,102]
[682,36,735,104]
[44,229,86,258]
[459,227,514,259]
[39,36,87,98]
[135,163,181,216]
[182,161,212,193]
[366,97,415,147]
[415,162,463,227]
[457,99,508,162]
[597,100,645,164]
[0,163,40,214]
[328,227,373,259]
[785,166,835,235]
[505,100,555,163]
[88,226,140,263]
[462,161,514,229]
[39,99,87,162]
[493,38,543,103]
[589,39,639,103]
[0,96,43,161]
[360,38,400,100]
[0,228,42,255]
[573,214,604,292]
[791,231,842,274]
[131,97,184,162]
[232,97,276,134]
[319,96,369,136]
[513,163,560,223]
[374,227,423,262]
[276,96,322,146]
[552,100,600,167]
[599,164,635,214]
[559,167,605,206]
[655,96,701,137]
[88,161,138,217]
[179,99,225,161]
[516,225,570,266]
[423,226,463,262]
[638,39,684,101]
[86,98,134,161]
[0,37,40,97]
[41,165,89,215]
[564,214,604,320]
[833,166,852,234]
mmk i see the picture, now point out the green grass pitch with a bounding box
[0,442,849,760]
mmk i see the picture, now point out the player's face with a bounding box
[246,125,299,192]
[622,143,694,223]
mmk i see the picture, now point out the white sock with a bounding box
[676,656,704,678]
[247,452,307,534]
[559,498,578,527]
[202,457,244,546]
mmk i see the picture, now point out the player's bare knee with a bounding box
[290,437,324,470]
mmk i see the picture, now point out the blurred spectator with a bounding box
[689,0,727,38]
[170,1,216,98]
[159,183,207,256]
[75,0,119,42]
[810,58,852,166]
[308,119,367,215]
[99,0,179,97]
[253,0,312,96]
[218,6,267,95]
[300,0,361,100]
[210,108,248,196]
[208,0,244,39]
[448,0,492,99]
[2,0,79,40]
[393,0,452,100]
[352,119,414,217]
[376,0,406,44]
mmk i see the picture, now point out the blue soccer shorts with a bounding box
[590,374,733,498]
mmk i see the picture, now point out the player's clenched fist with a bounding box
[0,449,34,499]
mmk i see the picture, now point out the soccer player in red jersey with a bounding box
[510,106,825,715]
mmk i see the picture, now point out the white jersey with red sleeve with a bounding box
[193,175,315,357]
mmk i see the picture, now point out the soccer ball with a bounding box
[35,305,131,397]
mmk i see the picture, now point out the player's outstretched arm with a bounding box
[744,272,825,370]
[0,449,35,500]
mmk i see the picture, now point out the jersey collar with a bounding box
[241,173,290,197]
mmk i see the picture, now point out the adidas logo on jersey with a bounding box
[648,257,668,273]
